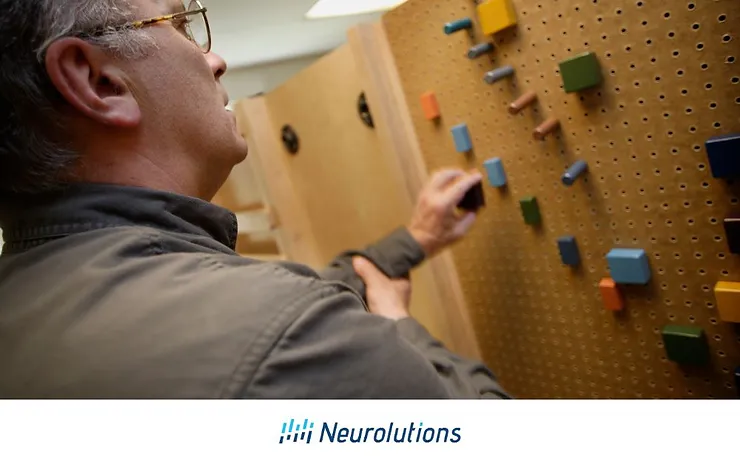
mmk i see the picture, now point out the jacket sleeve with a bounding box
[242,283,510,399]
[394,317,511,398]
[317,226,426,300]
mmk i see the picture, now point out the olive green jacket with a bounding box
[0,184,509,399]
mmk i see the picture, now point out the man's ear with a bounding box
[44,37,141,128]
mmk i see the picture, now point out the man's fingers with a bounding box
[444,171,484,204]
[453,211,477,237]
[427,169,466,191]
[352,256,384,284]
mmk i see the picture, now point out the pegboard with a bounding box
[382,0,740,398]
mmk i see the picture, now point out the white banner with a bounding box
[0,400,736,463]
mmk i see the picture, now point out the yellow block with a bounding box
[714,281,740,323]
[477,0,518,36]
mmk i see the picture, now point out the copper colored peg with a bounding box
[508,91,537,115]
[534,118,560,140]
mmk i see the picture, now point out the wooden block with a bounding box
[483,157,507,187]
[457,181,485,212]
[519,196,541,225]
[468,42,494,59]
[484,65,515,84]
[444,17,473,35]
[533,118,560,140]
[606,248,651,285]
[562,160,588,186]
[557,236,581,266]
[477,0,517,36]
[451,123,472,152]
[420,92,441,120]
[723,218,740,254]
[509,91,537,115]
[661,325,710,366]
[714,281,740,323]
[706,133,740,178]
[598,278,624,311]
[558,51,603,93]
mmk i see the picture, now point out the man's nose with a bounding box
[206,51,227,79]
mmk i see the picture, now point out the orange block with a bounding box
[599,278,624,311]
[420,92,441,120]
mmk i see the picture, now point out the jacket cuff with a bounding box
[362,226,426,278]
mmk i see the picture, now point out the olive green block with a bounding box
[559,52,602,93]
[519,196,541,225]
[661,325,710,366]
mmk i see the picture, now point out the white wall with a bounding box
[222,53,326,103]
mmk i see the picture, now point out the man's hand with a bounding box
[352,256,411,321]
[407,168,483,257]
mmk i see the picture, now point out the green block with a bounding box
[519,196,541,225]
[661,325,710,366]
[559,51,602,93]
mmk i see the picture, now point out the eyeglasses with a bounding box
[131,0,211,53]
[82,0,212,53]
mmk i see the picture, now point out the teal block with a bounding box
[559,51,602,93]
[661,325,710,366]
[451,124,472,152]
[483,157,507,187]
[606,248,651,284]
[444,18,473,35]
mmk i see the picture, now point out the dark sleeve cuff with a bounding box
[317,226,426,299]
[359,226,426,278]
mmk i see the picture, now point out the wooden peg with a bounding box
[534,117,560,140]
[508,91,537,115]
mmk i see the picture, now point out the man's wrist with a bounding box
[407,226,438,257]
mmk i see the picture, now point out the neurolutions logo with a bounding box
[279,419,461,445]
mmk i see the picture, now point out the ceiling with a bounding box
[204,0,386,69]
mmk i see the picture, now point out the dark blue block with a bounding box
[725,218,740,254]
[706,133,740,178]
[735,366,740,398]
[458,181,485,212]
[557,236,580,266]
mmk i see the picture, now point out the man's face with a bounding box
[124,0,248,184]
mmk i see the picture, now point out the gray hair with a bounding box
[0,0,154,201]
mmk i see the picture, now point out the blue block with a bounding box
[606,248,651,284]
[557,236,580,266]
[484,65,515,84]
[706,133,740,178]
[562,160,588,186]
[483,157,507,187]
[735,366,740,397]
[451,124,473,153]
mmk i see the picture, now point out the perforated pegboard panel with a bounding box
[382,0,740,398]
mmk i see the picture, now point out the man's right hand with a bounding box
[352,256,411,321]
[406,168,483,258]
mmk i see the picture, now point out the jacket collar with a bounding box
[0,183,238,254]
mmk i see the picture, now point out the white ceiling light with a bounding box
[306,0,408,19]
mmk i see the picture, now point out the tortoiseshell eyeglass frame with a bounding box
[81,0,212,53]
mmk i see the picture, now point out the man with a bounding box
[0,0,509,398]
